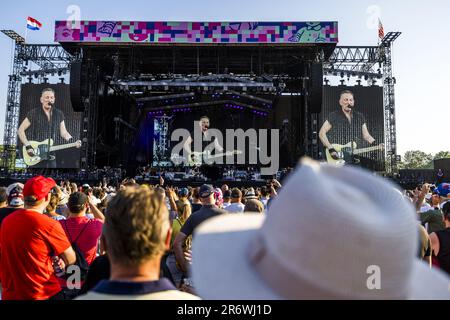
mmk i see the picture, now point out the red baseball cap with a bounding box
[23,176,56,201]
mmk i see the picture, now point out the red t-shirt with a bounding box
[0,209,71,300]
[59,216,103,266]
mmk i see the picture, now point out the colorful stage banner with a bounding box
[55,21,338,44]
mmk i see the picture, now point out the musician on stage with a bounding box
[17,88,81,168]
[182,115,224,166]
[319,90,381,163]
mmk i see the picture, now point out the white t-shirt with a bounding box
[222,202,231,209]
[419,203,432,213]
[225,202,245,213]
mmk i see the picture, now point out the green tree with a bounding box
[399,150,433,169]
[433,151,450,160]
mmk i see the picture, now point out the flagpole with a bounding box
[24,20,28,44]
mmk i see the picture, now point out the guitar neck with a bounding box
[194,151,239,158]
[353,146,382,155]
[49,142,78,152]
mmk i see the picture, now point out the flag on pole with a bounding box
[27,17,42,30]
[378,18,385,40]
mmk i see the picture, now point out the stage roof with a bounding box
[55,21,338,46]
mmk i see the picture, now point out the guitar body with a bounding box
[22,139,55,166]
[189,151,207,166]
[325,142,384,166]
[325,142,358,166]
[22,139,81,167]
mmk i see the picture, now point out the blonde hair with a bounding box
[46,192,59,213]
[104,186,170,265]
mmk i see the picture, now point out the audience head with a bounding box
[68,192,88,215]
[103,186,171,267]
[244,199,264,214]
[0,187,7,207]
[6,183,24,208]
[230,188,242,203]
[199,184,215,205]
[23,176,56,210]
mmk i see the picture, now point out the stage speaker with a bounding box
[308,63,323,114]
[69,60,87,112]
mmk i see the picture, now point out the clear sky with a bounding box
[0,0,449,156]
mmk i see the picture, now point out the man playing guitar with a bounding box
[182,116,227,166]
[17,88,81,168]
[318,90,384,165]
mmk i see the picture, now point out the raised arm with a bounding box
[88,195,105,222]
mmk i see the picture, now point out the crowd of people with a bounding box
[0,158,449,300]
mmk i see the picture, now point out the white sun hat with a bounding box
[191,158,450,300]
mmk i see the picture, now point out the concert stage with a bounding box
[0,21,401,177]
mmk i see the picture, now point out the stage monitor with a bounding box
[16,84,82,169]
[320,85,385,171]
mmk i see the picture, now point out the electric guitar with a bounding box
[171,150,243,166]
[325,142,384,166]
[23,139,82,166]
[189,150,243,166]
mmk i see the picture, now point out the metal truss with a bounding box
[381,32,401,175]
[19,44,73,71]
[324,46,383,78]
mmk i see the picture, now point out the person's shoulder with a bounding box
[53,108,65,120]
[1,208,24,226]
[25,107,40,118]
[417,224,429,237]
[327,110,339,117]
[354,111,366,119]
[92,218,105,225]
[212,206,227,214]
[326,111,339,122]
[27,107,40,114]
[76,290,201,300]
[144,290,201,300]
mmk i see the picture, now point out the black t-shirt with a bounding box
[0,207,19,226]
[180,204,226,237]
[191,203,202,213]
[435,228,450,276]
[25,107,65,143]
[326,110,367,147]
